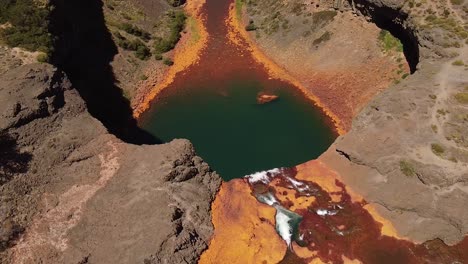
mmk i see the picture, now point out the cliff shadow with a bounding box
[350,0,420,73]
[50,0,161,145]
[0,132,32,186]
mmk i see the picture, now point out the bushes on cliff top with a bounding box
[119,23,151,41]
[378,30,403,52]
[0,0,53,54]
[153,10,186,54]
[115,35,151,60]
[166,0,187,7]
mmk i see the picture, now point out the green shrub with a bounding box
[153,10,186,54]
[245,20,257,31]
[36,52,49,63]
[0,0,53,54]
[117,38,145,51]
[135,44,151,60]
[378,30,403,52]
[313,31,331,45]
[431,143,445,156]
[119,23,151,41]
[452,60,464,66]
[153,37,174,53]
[163,57,174,66]
[450,0,463,5]
[154,53,163,60]
[166,0,186,7]
[454,92,468,104]
[399,160,415,177]
[116,37,150,60]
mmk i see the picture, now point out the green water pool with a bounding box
[140,74,336,181]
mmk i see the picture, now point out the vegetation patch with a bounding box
[115,32,151,60]
[119,23,151,41]
[431,143,445,156]
[153,10,186,55]
[454,92,468,104]
[235,0,244,20]
[36,52,48,63]
[245,20,257,31]
[378,30,403,52]
[399,160,416,177]
[452,60,464,66]
[313,31,331,46]
[0,0,53,56]
[163,57,174,66]
[424,16,468,40]
[166,0,186,7]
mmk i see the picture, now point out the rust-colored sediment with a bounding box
[132,0,209,118]
[226,4,346,135]
[202,160,468,263]
[199,180,287,264]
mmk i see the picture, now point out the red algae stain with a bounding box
[240,162,468,264]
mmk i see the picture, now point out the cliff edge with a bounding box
[0,64,221,263]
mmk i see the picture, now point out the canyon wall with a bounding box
[1,1,222,263]
[323,0,468,244]
[239,0,468,245]
[0,39,220,264]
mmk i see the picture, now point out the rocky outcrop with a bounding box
[0,64,221,263]
[236,0,468,248]
[320,0,468,245]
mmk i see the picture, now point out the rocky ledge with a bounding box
[0,64,221,264]
[239,0,468,245]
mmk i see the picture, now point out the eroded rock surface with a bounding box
[230,0,468,251]
[0,64,221,264]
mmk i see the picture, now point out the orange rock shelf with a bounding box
[200,160,468,264]
[199,180,287,264]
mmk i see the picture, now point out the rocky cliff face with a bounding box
[215,0,468,255]
[322,0,468,244]
[0,64,221,263]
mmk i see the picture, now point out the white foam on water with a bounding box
[316,209,338,216]
[275,209,293,246]
[244,168,281,184]
[299,233,305,240]
[286,176,310,192]
[257,192,279,206]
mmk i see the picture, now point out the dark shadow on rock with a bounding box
[50,0,161,145]
[0,132,32,186]
[350,0,420,73]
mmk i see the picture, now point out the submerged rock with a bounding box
[256,92,279,104]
